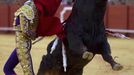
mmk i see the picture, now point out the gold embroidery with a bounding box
[15,4,35,21]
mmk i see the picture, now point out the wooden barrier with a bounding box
[128,5,134,36]
[9,4,20,27]
[128,6,134,29]
[0,4,8,27]
[0,4,134,36]
[107,5,128,29]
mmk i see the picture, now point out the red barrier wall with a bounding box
[0,4,134,36]
[128,6,134,30]
[0,4,8,27]
[9,4,20,27]
[107,5,128,29]
[128,6,134,37]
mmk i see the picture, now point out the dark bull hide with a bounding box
[37,0,123,75]
[37,39,91,75]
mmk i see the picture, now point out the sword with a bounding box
[32,37,44,45]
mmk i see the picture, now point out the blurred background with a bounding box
[0,0,134,75]
[0,0,134,37]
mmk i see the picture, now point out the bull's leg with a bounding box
[37,55,66,75]
[101,40,123,71]
[67,33,93,60]
[37,39,67,75]
[67,54,95,75]
[68,67,83,75]
[43,69,65,75]
[37,55,46,75]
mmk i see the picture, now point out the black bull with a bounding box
[37,0,121,75]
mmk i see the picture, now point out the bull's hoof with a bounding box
[112,63,123,71]
[82,51,93,60]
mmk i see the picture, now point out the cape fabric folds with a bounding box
[33,0,63,37]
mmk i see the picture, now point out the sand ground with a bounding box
[0,34,134,75]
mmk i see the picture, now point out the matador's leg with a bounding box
[16,29,33,75]
[13,1,38,75]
